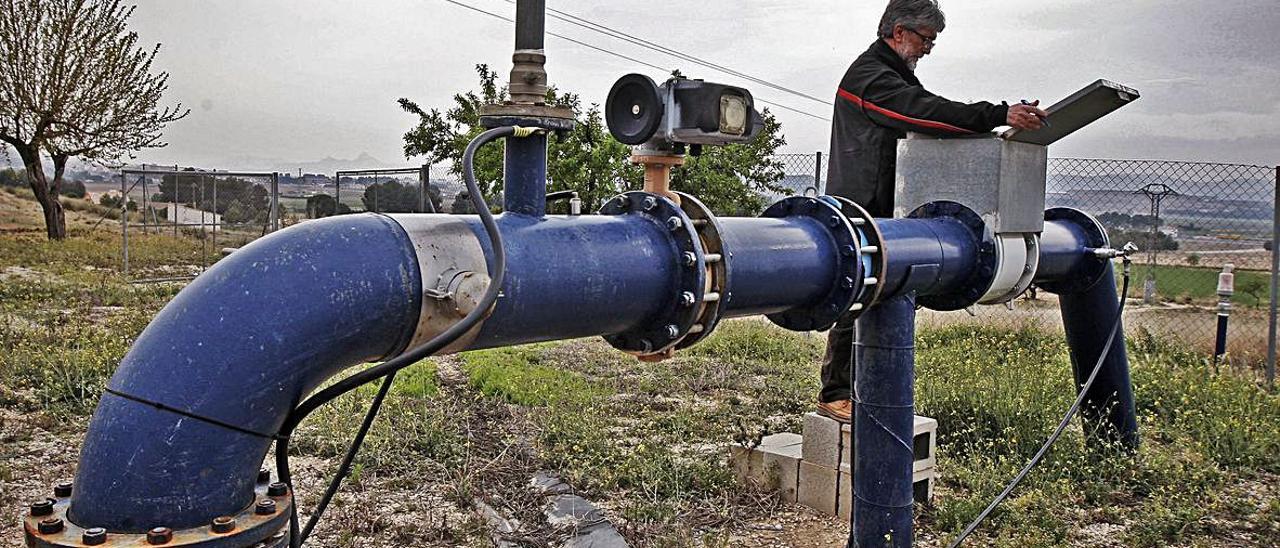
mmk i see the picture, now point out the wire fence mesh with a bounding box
[886,157,1273,372]
[118,168,278,280]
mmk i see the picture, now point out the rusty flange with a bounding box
[823,195,887,316]
[672,191,731,350]
[24,479,291,547]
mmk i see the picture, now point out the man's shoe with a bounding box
[816,399,853,423]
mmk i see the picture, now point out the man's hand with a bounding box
[1007,100,1048,130]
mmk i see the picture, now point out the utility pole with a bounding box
[1135,183,1178,304]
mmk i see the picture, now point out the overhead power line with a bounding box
[436,0,831,122]
[508,0,830,107]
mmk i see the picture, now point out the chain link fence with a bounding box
[773,153,1278,375]
[117,168,279,281]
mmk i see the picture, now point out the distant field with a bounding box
[1121,263,1271,307]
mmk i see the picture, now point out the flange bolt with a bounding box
[841,244,856,256]
[680,291,696,307]
[267,481,289,497]
[257,468,271,483]
[29,499,54,517]
[682,252,697,266]
[842,276,856,289]
[53,481,73,498]
[666,216,682,231]
[642,196,657,210]
[147,527,174,544]
[255,499,277,515]
[211,516,236,533]
[37,517,64,534]
[82,527,107,545]
[664,324,680,339]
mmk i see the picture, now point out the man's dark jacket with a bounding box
[826,40,1009,216]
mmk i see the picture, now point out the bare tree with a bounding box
[0,0,187,239]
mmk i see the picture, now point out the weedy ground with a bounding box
[1,187,1277,547]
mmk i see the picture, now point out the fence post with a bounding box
[119,170,128,274]
[271,172,280,231]
[419,165,428,213]
[1267,166,1279,387]
[814,151,823,195]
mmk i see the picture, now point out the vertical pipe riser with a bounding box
[1058,266,1139,449]
[852,294,917,548]
[503,135,548,216]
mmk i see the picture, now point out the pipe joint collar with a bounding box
[389,214,494,354]
[910,201,998,311]
[761,196,864,331]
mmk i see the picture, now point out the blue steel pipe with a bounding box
[1058,266,1140,448]
[718,216,837,317]
[60,196,1131,544]
[468,213,676,348]
[70,215,423,532]
[852,292,918,548]
[62,207,858,535]
[503,134,548,216]
[876,217,980,300]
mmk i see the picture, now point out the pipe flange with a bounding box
[25,480,291,547]
[909,201,998,311]
[760,196,863,331]
[1039,207,1111,294]
[599,191,707,357]
[823,196,886,316]
[672,192,731,350]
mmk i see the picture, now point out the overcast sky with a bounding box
[113,0,1279,170]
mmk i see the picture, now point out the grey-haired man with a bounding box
[817,0,1046,422]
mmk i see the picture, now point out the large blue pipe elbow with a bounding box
[71,214,423,532]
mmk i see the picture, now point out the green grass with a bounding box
[1120,263,1271,306]
[3,187,1277,546]
[915,324,1280,546]
[461,345,609,406]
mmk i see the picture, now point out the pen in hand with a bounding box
[1020,99,1051,128]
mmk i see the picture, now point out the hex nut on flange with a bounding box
[254,499,277,515]
[147,526,174,544]
[53,481,73,497]
[211,516,236,533]
[267,482,288,497]
[82,527,107,545]
[29,499,53,517]
[37,517,64,534]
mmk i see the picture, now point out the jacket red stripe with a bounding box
[836,88,972,134]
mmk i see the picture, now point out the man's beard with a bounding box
[905,57,919,71]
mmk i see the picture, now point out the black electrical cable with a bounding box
[296,372,396,545]
[947,257,1133,547]
[276,125,519,547]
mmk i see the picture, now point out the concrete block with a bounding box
[729,434,803,502]
[802,412,844,469]
[840,415,938,472]
[837,468,938,521]
[798,460,839,516]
